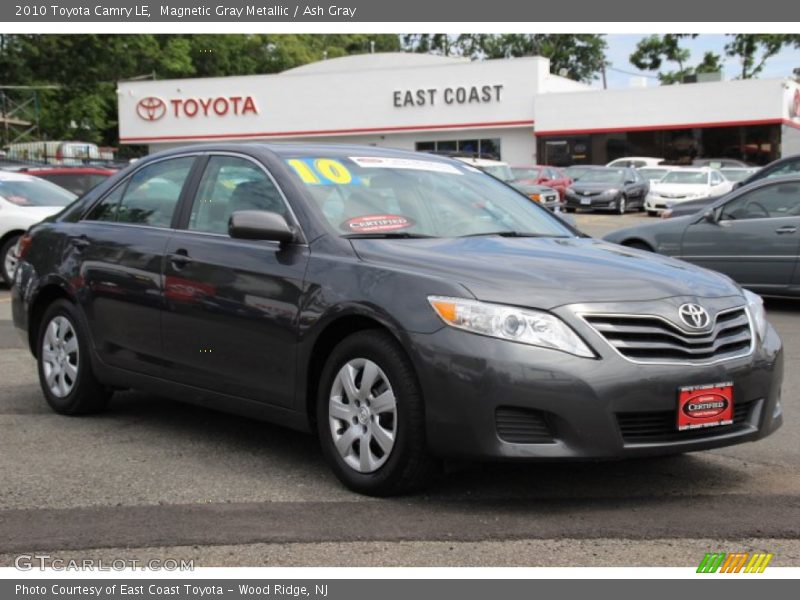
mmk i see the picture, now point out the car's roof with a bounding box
[0,170,38,182]
[20,167,117,175]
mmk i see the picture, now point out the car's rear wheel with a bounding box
[37,300,111,415]
[1,235,20,287]
[317,330,439,496]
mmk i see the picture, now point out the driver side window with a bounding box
[721,183,800,221]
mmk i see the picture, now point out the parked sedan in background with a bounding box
[17,166,117,197]
[509,180,563,212]
[644,168,732,216]
[564,167,648,214]
[604,175,800,296]
[510,165,572,199]
[606,157,664,168]
[693,158,751,169]
[0,171,77,285]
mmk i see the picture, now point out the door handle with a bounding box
[775,226,797,235]
[168,250,192,268]
[69,235,90,250]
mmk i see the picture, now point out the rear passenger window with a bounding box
[188,156,286,235]
[86,157,194,228]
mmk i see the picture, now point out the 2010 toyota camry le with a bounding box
[10,144,784,496]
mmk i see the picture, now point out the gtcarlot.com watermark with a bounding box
[14,554,194,571]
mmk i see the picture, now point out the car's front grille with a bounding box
[496,407,556,444]
[583,307,752,364]
[617,399,755,444]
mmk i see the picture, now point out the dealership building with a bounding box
[117,52,800,166]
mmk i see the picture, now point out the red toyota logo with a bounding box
[136,96,166,121]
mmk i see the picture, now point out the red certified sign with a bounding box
[136,96,167,121]
[677,382,734,431]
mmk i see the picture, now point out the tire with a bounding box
[623,240,653,252]
[317,330,440,496]
[36,299,111,415]
[1,235,20,287]
[646,210,657,217]
[616,195,627,215]
[565,207,575,213]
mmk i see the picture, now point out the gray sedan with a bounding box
[604,175,800,296]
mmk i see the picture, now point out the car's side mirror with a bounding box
[229,210,296,244]
[733,181,742,189]
[703,209,718,224]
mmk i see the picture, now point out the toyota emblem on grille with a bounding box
[678,303,710,329]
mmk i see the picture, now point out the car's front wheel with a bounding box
[616,195,627,215]
[317,330,439,496]
[37,300,111,415]
[1,235,20,287]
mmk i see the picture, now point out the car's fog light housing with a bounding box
[428,296,595,358]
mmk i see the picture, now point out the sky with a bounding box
[597,34,800,89]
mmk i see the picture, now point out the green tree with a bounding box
[629,34,721,84]
[402,34,608,83]
[724,34,800,79]
[0,34,401,149]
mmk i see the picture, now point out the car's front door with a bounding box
[680,181,800,292]
[72,155,197,375]
[161,154,309,407]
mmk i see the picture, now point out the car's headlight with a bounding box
[743,289,767,342]
[428,296,595,358]
[606,188,619,196]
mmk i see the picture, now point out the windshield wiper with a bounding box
[461,231,569,238]
[343,232,436,239]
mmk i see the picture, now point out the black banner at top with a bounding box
[2,0,798,22]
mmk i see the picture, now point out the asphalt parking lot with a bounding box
[1,211,799,567]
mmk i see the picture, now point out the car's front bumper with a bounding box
[408,308,783,461]
[565,195,619,210]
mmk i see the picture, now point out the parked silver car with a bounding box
[604,175,800,296]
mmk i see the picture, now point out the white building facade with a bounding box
[117,53,800,166]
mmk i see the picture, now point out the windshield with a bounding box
[661,171,709,185]
[575,169,625,184]
[720,169,753,182]
[511,167,543,180]
[479,164,515,182]
[564,166,592,180]
[0,177,77,207]
[285,155,574,239]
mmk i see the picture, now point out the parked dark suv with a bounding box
[11,144,783,495]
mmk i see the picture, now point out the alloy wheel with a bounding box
[328,358,397,473]
[41,316,80,398]
[3,244,18,283]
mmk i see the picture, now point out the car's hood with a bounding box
[650,183,709,195]
[569,182,621,193]
[350,236,739,309]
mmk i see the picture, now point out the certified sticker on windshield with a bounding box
[342,214,415,233]
[349,156,463,175]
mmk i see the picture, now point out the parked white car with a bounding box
[644,168,733,216]
[606,156,664,168]
[0,171,76,285]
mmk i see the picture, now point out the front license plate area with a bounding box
[677,382,734,431]
[580,198,591,205]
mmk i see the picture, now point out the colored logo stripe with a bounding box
[697,552,773,573]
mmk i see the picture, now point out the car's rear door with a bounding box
[160,153,309,407]
[680,180,800,292]
[70,154,199,376]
